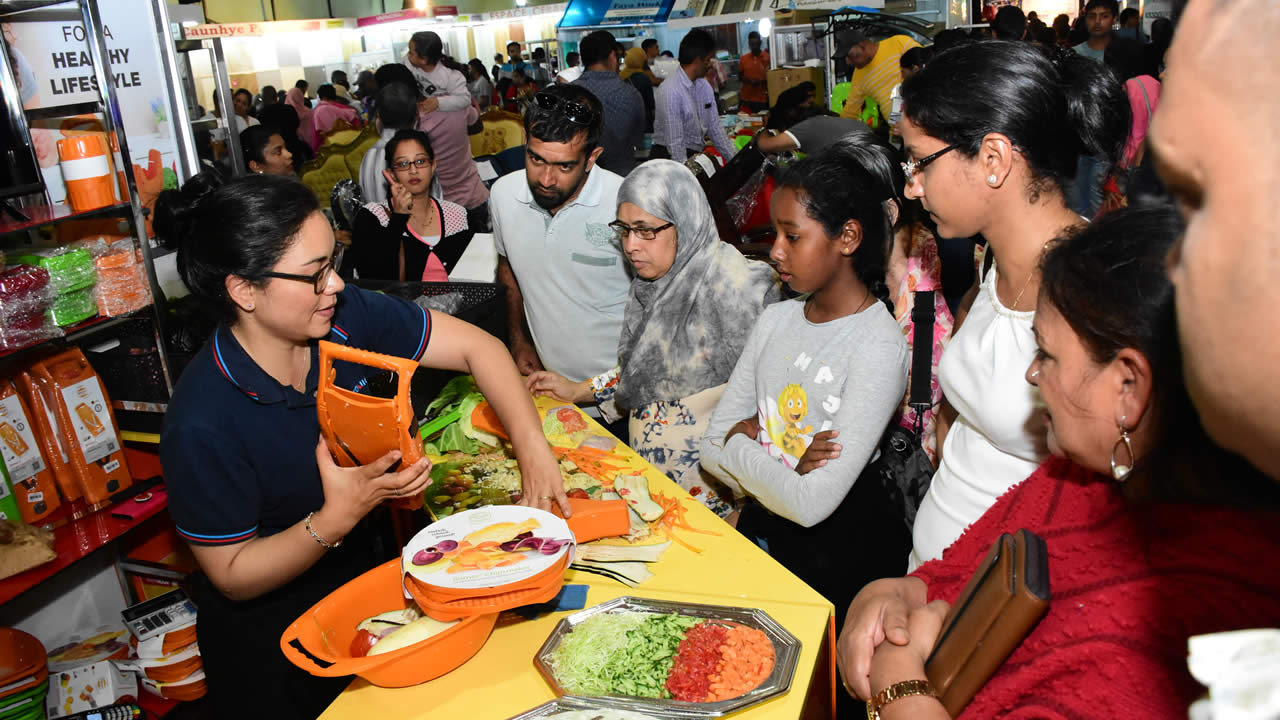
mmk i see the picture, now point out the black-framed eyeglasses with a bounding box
[392,158,431,171]
[263,245,345,294]
[902,144,958,186]
[609,220,674,242]
[532,91,597,126]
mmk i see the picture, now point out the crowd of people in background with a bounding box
[160,2,1280,716]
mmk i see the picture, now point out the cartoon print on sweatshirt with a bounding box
[759,352,841,468]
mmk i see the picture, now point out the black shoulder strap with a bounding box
[909,290,936,415]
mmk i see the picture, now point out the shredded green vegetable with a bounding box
[547,612,703,699]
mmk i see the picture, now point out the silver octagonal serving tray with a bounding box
[507,697,674,719]
[533,596,802,718]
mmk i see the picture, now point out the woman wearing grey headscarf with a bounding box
[528,160,780,516]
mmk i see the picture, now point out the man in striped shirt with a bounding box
[836,30,920,128]
[653,29,735,160]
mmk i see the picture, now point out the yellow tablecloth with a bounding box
[320,398,836,720]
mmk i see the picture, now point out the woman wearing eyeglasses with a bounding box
[526,160,779,517]
[350,128,474,281]
[155,173,565,720]
[899,42,1129,570]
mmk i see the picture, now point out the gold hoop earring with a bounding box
[1111,415,1134,483]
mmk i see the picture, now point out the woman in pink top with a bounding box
[284,87,315,150]
[1122,75,1160,167]
[311,84,363,149]
[350,129,473,282]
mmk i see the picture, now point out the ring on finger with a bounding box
[538,495,556,501]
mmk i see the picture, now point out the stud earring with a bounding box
[1111,415,1134,482]
[246,304,255,311]
[987,174,998,185]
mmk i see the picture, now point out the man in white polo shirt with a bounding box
[490,84,630,430]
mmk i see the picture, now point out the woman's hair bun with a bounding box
[153,169,226,251]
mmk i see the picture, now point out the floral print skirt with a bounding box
[628,384,737,518]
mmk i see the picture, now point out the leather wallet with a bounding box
[924,528,1050,716]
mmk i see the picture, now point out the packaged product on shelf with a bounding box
[45,624,135,718]
[0,381,63,523]
[27,349,131,504]
[0,265,63,351]
[15,371,81,504]
[0,471,21,523]
[10,249,98,327]
[80,235,151,317]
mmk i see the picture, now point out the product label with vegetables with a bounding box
[402,506,573,589]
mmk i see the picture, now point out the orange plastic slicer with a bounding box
[316,340,423,510]
[553,498,631,544]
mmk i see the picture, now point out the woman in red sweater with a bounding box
[837,205,1280,718]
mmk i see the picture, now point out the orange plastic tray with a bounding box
[316,341,424,510]
[0,665,46,701]
[409,550,571,599]
[281,559,497,688]
[0,628,46,688]
[405,552,571,621]
[142,653,202,683]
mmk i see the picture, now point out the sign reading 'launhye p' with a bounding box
[45,24,142,97]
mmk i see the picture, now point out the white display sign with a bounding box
[58,377,118,465]
[2,0,180,215]
[0,395,46,484]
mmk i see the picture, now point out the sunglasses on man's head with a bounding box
[532,92,597,126]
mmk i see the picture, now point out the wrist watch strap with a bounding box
[866,679,938,720]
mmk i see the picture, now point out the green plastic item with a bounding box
[47,286,97,326]
[0,461,21,525]
[830,81,852,114]
[734,133,754,151]
[11,248,96,294]
[860,97,881,129]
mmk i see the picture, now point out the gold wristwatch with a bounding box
[866,679,939,719]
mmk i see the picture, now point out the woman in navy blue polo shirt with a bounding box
[156,174,566,719]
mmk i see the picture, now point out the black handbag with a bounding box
[868,289,939,531]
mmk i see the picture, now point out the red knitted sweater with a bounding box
[912,455,1280,719]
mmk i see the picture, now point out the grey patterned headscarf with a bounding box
[614,160,780,410]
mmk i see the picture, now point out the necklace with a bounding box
[1007,242,1050,311]
[805,285,874,322]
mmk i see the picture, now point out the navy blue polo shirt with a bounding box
[161,286,430,547]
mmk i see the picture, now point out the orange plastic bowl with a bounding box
[280,559,497,688]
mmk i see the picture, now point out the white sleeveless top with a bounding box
[908,261,1049,570]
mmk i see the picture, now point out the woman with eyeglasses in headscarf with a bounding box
[527,160,780,517]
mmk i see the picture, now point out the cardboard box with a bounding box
[45,625,136,719]
[767,66,826,108]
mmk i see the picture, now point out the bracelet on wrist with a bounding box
[866,679,938,720]
[305,511,343,549]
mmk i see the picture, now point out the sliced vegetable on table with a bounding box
[544,611,777,703]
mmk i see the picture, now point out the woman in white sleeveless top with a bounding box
[895,42,1131,569]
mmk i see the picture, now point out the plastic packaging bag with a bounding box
[0,265,63,351]
[414,292,465,316]
[81,235,152,317]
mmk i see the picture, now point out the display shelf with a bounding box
[0,201,131,236]
[0,488,169,605]
[0,0,77,16]
[23,100,100,120]
[114,400,167,413]
[0,306,151,360]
